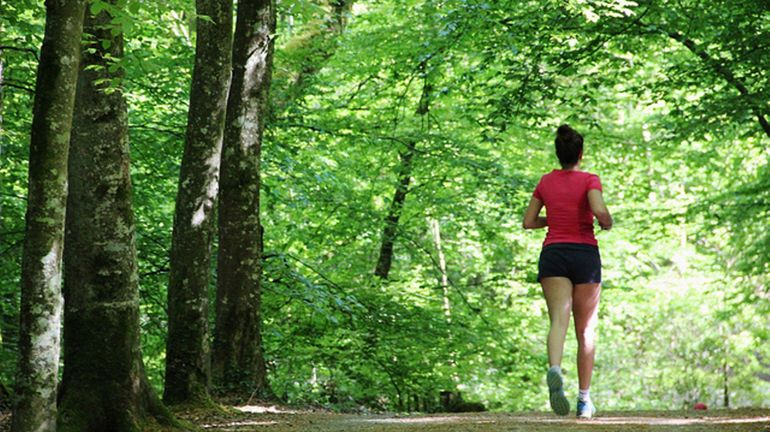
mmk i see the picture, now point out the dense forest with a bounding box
[1,0,769,430]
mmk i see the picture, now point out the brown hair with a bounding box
[555,124,583,168]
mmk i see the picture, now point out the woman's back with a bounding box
[534,169,602,246]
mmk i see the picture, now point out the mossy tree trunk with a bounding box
[57,3,175,431]
[11,1,85,431]
[272,0,352,112]
[213,0,276,397]
[163,0,233,406]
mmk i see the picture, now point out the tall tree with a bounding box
[428,218,450,323]
[373,141,416,279]
[11,1,85,431]
[428,217,458,382]
[374,75,431,279]
[163,0,233,405]
[213,0,276,396]
[57,3,174,430]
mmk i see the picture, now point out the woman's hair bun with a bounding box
[554,124,583,168]
[557,124,575,138]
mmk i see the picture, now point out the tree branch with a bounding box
[2,80,35,94]
[128,123,185,139]
[639,21,770,139]
[0,45,40,61]
[0,192,28,201]
[0,238,23,258]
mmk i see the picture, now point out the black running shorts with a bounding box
[537,243,601,284]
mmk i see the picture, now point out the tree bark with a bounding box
[374,141,416,279]
[429,217,458,381]
[429,218,450,323]
[11,1,85,431]
[722,361,730,408]
[213,0,276,397]
[163,0,233,405]
[374,76,430,280]
[57,3,175,430]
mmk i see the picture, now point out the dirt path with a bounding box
[182,406,770,432]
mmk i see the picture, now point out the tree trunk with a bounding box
[163,0,233,406]
[429,218,451,323]
[213,0,276,397]
[374,74,432,280]
[723,361,730,408]
[11,1,85,431]
[429,217,458,380]
[57,3,175,431]
[373,142,416,280]
[272,0,352,112]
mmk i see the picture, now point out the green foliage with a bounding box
[1,0,768,411]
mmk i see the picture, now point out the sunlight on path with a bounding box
[235,405,297,414]
[201,420,280,429]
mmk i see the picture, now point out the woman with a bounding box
[522,124,612,418]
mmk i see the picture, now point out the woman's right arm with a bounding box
[522,196,547,229]
[587,189,613,230]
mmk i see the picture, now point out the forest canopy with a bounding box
[1,0,769,420]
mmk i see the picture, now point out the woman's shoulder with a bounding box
[580,171,601,180]
[541,169,600,180]
[540,169,560,179]
[581,171,602,190]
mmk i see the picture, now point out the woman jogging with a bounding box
[522,124,613,418]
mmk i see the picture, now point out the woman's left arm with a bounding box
[522,197,547,229]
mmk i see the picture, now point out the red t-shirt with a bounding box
[533,169,602,247]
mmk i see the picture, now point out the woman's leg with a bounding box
[573,282,601,390]
[541,277,573,368]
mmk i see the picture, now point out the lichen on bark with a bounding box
[57,2,179,430]
[164,0,233,406]
[213,0,276,398]
[12,1,86,431]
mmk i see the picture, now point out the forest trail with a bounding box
[179,406,770,432]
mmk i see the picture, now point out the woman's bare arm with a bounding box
[587,189,613,230]
[522,197,547,229]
